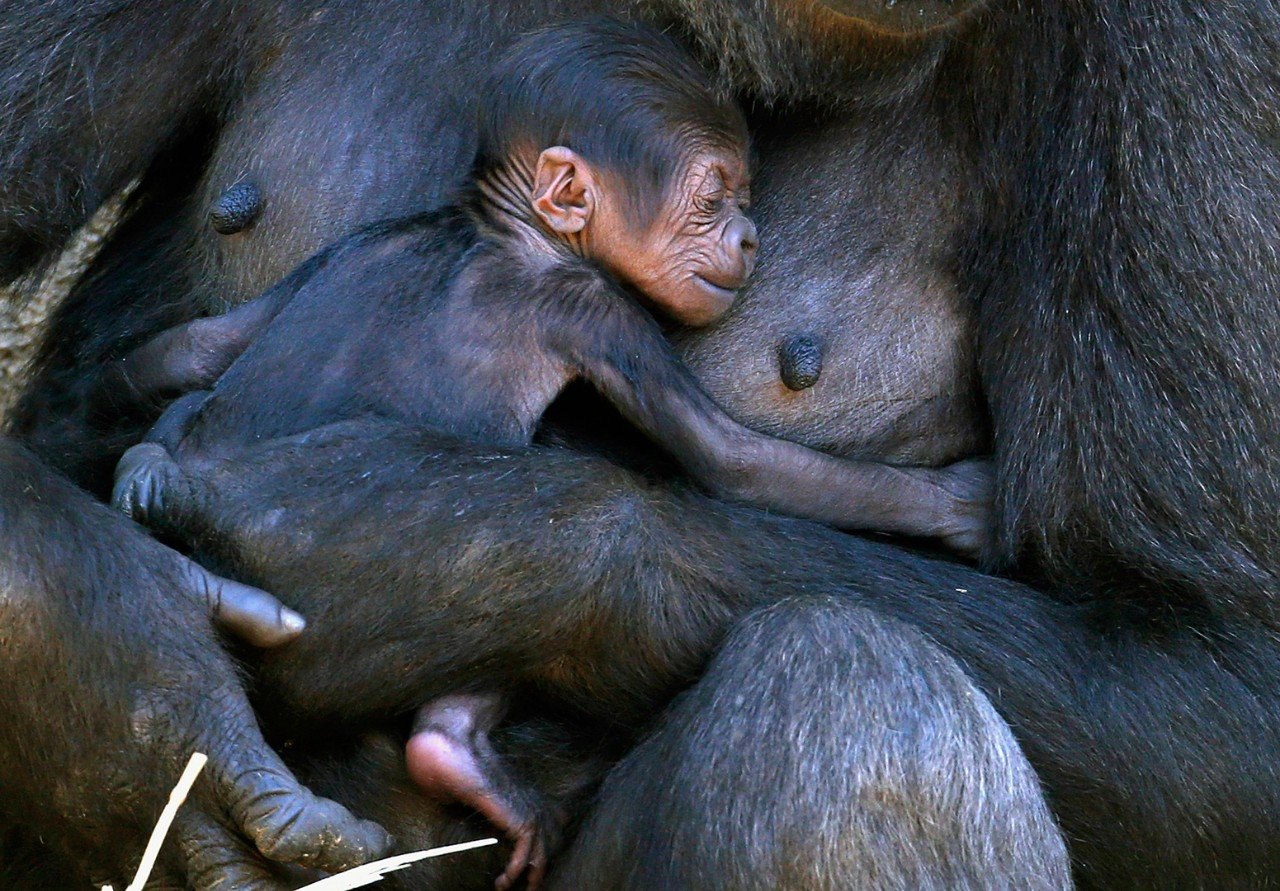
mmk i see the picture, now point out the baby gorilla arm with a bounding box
[546,272,993,558]
[93,282,297,420]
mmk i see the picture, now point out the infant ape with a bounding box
[114,18,991,888]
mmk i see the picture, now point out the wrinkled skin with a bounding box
[522,144,759,329]
[588,151,758,325]
[9,0,1280,887]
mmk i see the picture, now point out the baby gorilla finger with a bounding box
[931,458,995,560]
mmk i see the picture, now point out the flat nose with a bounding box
[731,216,758,279]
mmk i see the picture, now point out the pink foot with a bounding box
[406,728,547,890]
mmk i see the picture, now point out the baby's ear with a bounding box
[532,146,594,234]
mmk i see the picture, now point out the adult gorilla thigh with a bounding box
[121,419,1071,889]
[0,441,389,889]
[552,598,1070,890]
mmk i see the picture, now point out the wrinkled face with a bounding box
[592,151,758,327]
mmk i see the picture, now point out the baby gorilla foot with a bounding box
[406,694,555,891]
[112,442,183,524]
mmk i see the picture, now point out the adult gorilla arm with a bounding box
[955,3,1280,621]
[0,9,396,885]
[0,440,390,888]
[128,418,1280,887]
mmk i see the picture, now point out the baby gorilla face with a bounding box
[595,151,758,327]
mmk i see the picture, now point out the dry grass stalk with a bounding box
[0,190,128,424]
[293,839,499,891]
[95,749,496,890]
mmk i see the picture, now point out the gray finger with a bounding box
[176,809,293,891]
[203,703,393,872]
[186,561,306,647]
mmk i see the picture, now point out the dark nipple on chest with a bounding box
[777,334,823,391]
[210,181,264,235]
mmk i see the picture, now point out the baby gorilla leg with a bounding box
[112,392,213,520]
[112,441,189,523]
[407,693,557,891]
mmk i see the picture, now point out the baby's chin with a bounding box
[657,276,739,328]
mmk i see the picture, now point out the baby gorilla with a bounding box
[113,18,991,888]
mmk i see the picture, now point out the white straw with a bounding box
[293,838,500,890]
[98,749,493,891]
[119,751,209,891]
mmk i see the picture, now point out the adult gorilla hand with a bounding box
[0,439,390,889]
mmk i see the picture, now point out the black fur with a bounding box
[1,0,1279,888]
[955,3,1280,624]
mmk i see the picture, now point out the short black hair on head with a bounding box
[474,18,749,223]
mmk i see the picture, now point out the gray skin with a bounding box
[178,6,979,469]
[675,103,984,465]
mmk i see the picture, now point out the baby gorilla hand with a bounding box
[923,457,994,560]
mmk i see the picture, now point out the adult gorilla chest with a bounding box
[674,106,983,465]
[192,2,980,464]
[193,0,605,310]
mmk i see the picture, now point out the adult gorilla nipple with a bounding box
[778,334,823,391]
[210,181,264,235]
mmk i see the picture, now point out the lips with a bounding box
[694,274,742,296]
[674,274,739,326]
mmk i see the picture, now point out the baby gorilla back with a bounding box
[177,209,570,459]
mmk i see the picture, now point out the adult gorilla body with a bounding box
[2,1,1279,889]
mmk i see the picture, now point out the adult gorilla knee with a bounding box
[552,596,1070,890]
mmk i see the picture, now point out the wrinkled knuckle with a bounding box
[250,798,310,862]
[129,688,197,754]
[181,562,219,615]
[253,798,376,869]
[186,846,246,891]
